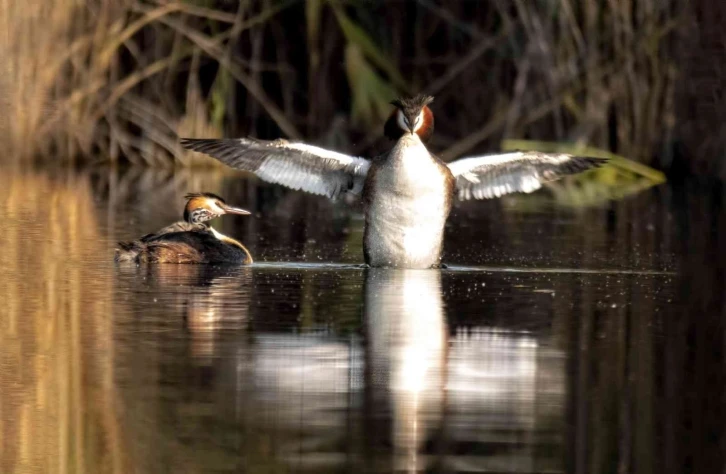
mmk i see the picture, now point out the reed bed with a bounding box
[0,0,686,170]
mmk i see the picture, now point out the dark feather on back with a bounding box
[115,228,250,264]
[184,192,225,202]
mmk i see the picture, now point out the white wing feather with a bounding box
[181,138,370,199]
[447,151,606,200]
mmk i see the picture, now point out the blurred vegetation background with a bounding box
[0,0,720,176]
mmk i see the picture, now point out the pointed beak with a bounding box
[220,204,251,216]
[405,117,415,134]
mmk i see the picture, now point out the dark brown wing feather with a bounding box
[139,221,207,243]
[144,232,250,264]
[115,223,250,264]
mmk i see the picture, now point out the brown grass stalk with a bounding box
[0,0,685,169]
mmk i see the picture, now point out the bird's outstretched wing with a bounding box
[180,138,370,199]
[446,151,607,200]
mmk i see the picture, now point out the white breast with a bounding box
[365,134,451,268]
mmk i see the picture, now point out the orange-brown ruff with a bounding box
[180,94,607,269]
[114,192,253,264]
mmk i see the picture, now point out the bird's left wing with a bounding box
[447,151,607,200]
[180,138,370,199]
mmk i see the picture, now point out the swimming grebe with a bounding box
[115,193,253,264]
[181,95,605,268]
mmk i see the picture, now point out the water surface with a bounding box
[1,166,723,473]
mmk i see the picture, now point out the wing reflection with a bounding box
[113,267,565,473]
[364,269,565,472]
[446,328,564,472]
[245,269,565,472]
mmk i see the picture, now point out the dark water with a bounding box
[1,165,724,473]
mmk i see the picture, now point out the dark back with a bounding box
[144,231,251,264]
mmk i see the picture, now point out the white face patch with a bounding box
[396,109,408,132]
[212,200,227,214]
[396,109,425,133]
[412,111,425,132]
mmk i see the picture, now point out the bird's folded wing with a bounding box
[140,221,208,243]
[446,151,607,200]
[181,138,370,199]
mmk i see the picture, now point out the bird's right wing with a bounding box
[180,138,371,199]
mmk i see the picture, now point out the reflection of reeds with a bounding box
[1,1,684,167]
[0,169,130,473]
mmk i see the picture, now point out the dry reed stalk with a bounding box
[0,0,293,166]
[0,1,684,169]
[412,1,684,165]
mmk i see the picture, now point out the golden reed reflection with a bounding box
[0,166,571,473]
[0,168,130,474]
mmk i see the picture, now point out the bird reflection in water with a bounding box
[116,264,251,365]
[114,266,562,473]
[364,269,447,473]
[363,269,562,472]
[230,269,564,472]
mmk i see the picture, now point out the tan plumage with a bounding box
[115,192,253,264]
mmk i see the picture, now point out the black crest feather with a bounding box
[184,192,225,202]
[390,95,434,115]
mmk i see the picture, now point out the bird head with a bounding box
[182,192,251,224]
[384,94,435,142]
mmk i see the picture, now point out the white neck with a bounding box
[209,226,225,240]
[209,226,253,263]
